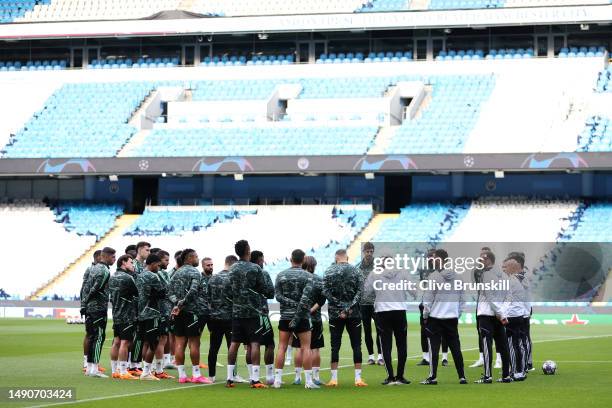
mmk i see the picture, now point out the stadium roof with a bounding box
[0,5,611,40]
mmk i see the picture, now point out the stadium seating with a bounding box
[596,66,612,92]
[125,208,256,235]
[54,203,123,239]
[188,0,367,16]
[429,0,505,10]
[373,202,469,242]
[559,202,612,242]
[317,51,413,64]
[0,200,95,298]
[0,0,47,23]
[88,57,180,70]
[447,198,579,242]
[47,204,373,298]
[201,54,295,67]
[557,46,608,58]
[7,0,611,23]
[577,116,612,152]
[3,82,154,158]
[386,75,495,154]
[17,0,182,22]
[0,59,67,71]
[127,125,379,157]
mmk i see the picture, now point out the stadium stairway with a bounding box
[347,213,399,261]
[117,90,161,157]
[368,126,400,154]
[29,214,139,300]
[410,0,430,9]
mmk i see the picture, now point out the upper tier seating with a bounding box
[0,59,67,71]
[577,116,612,152]
[2,82,154,158]
[88,57,180,70]
[0,0,47,23]
[386,75,495,154]
[596,66,612,93]
[8,0,609,23]
[127,125,379,157]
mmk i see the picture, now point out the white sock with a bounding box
[136,362,142,369]
[355,368,362,382]
[266,364,274,382]
[331,369,338,381]
[83,355,87,368]
[143,362,151,376]
[368,354,375,361]
[192,365,201,378]
[295,367,303,381]
[247,364,253,379]
[252,365,260,382]
[313,366,320,381]
[479,352,483,361]
[178,365,187,379]
[119,361,128,375]
[496,353,501,362]
[155,360,163,374]
[111,360,118,373]
[227,365,235,381]
[442,352,448,360]
[127,352,132,366]
[87,362,95,375]
[423,352,429,361]
[274,368,283,384]
[164,354,171,365]
[305,370,313,385]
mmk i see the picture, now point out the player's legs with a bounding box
[347,318,365,386]
[296,330,315,387]
[477,316,494,381]
[393,311,408,381]
[418,303,429,365]
[424,318,442,382]
[110,336,120,376]
[492,319,511,379]
[376,311,395,381]
[207,320,225,379]
[273,330,291,387]
[361,305,375,361]
[85,313,107,377]
[444,318,465,380]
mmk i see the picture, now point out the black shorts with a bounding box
[231,317,264,344]
[279,318,312,334]
[173,311,204,338]
[113,322,136,341]
[260,315,275,347]
[139,318,161,347]
[292,320,324,349]
[208,318,232,334]
[159,317,170,335]
[85,312,107,336]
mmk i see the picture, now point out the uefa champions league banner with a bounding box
[0,152,611,175]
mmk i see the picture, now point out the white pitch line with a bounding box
[26,333,612,408]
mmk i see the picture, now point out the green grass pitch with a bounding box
[1,318,611,408]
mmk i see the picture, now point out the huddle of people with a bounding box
[79,240,533,388]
